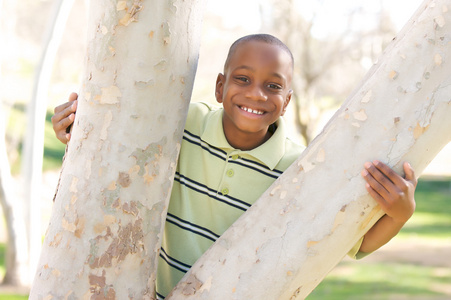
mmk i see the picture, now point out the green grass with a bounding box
[0,243,4,278]
[398,179,451,240]
[0,295,28,300]
[309,262,451,299]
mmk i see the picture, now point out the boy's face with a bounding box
[215,40,293,147]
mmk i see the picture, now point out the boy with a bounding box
[52,34,417,299]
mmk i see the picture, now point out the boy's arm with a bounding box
[359,161,417,253]
[51,92,78,144]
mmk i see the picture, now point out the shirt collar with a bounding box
[201,108,287,170]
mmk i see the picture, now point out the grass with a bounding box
[0,294,28,300]
[398,179,451,240]
[310,262,451,299]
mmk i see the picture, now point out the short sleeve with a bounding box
[347,236,372,260]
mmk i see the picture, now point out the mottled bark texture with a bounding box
[30,1,204,298]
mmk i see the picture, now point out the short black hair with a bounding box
[223,34,294,72]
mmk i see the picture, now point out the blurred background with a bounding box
[0,0,450,298]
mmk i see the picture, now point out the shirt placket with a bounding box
[217,150,241,196]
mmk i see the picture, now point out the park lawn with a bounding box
[399,179,451,240]
[310,262,451,300]
[0,295,27,300]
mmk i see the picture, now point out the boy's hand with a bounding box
[358,161,417,253]
[362,160,417,224]
[51,92,78,144]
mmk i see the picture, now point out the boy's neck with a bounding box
[223,126,273,151]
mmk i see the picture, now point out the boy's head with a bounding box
[215,34,294,150]
[223,34,294,74]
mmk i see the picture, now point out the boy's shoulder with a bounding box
[188,101,221,115]
[280,137,305,170]
[185,101,222,132]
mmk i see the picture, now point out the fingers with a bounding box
[361,163,390,207]
[361,160,417,222]
[68,92,78,102]
[362,161,393,198]
[403,162,417,186]
[54,93,78,114]
[51,93,78,144]
[53,113,75,144]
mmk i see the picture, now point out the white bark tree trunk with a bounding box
[168,0,451,299]
[30,0,204,298]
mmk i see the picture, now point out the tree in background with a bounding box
[267,0,398,144]
[21,0,75,284]
[0,0,77,287]
[0,99,29,287]
[0,0,30,287]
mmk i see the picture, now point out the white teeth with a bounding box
[241,106,263,115]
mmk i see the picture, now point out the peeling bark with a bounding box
[168,0,451,299]
[30,0,205,298]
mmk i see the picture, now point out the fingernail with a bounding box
[364,162,372,169]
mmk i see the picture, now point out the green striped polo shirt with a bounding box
[155,102,305,299]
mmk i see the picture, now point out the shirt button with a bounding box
[221,187,229,195]
[231,155,239,160]
[226,169,234,177]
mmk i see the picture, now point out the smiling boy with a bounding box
[216,35,293,150]
[52,34,416,299]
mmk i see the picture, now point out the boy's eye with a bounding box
[235,76,249,83]
[268,83,282,90]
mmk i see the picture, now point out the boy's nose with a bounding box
[247,84,267,101]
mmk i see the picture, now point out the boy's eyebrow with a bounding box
[232,65,288,82]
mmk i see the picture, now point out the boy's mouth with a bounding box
[239,105,264,115]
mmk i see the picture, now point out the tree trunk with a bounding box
[168,0,451,299]
[30,0,204,298]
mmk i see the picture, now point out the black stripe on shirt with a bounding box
[182,130,227,161]
[174,172,251,211]
[166,212,220,242]
[183,129,284,179]
[159,246,191,273]
[229,157,283,179]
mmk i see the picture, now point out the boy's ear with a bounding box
[281,89,293,116]
[215,73,225,103]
